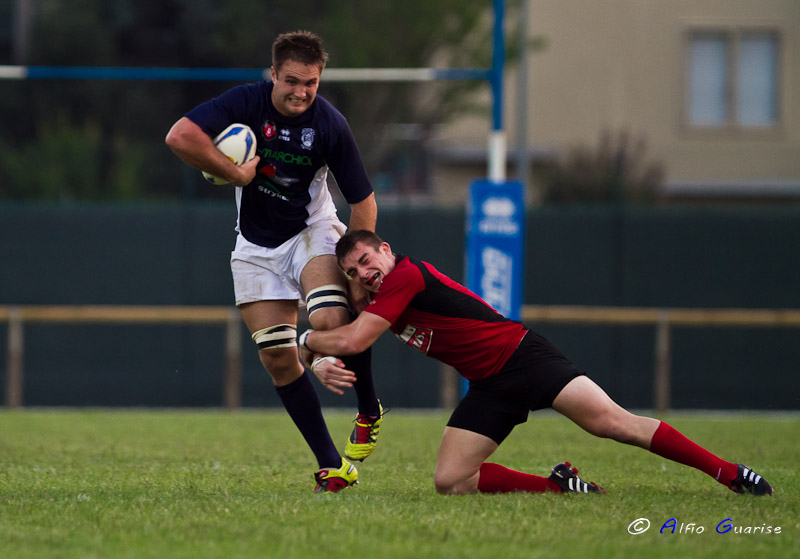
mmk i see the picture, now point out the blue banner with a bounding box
[466,180,525,321]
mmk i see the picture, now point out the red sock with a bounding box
[477,462,561,494]
[649,421,737,487]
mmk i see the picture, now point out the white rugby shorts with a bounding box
[230,217,347,306]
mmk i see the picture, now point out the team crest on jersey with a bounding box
[301,128,315,150]
[397,324,432,354]
[262,121,277,140]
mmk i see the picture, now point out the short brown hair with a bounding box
[272,31,329,74]
[335,230,384,264]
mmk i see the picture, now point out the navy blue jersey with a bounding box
[185,81,373,247]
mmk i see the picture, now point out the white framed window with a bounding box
[686,29,780,129]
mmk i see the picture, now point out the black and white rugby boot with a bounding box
[731,464,774,496]
[548,462,606,494]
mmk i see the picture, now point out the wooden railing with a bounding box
[521,305,800,413]
[3,305,800,410]
[1,306,242,409]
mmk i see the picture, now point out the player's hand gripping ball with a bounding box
[202,123,257,185]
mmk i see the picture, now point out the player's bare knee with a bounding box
[255,347,296,379]
[434,467,475,495]
[257,346,290,369]
[435,479,475,495]
[435,482,454,494]
[433,465,454,494]
[434,474,458,494]
[251,324,301,383]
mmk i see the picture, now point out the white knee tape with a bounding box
[252,324,297,350]
[305,284,349,317]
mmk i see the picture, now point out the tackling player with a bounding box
[165,31,383,493]
[299,230,774,496]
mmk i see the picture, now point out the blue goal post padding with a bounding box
[464,179,525,396]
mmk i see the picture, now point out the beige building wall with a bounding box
[432,0,800,204]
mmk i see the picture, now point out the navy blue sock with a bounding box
[275,370,340,469]
[341,346,380,416]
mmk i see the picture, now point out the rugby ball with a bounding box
[202,123,257,185]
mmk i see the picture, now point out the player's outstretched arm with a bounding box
[303,311,390,357]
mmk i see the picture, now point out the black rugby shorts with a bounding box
[446,330,585,444]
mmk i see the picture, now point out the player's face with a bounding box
[270,60,321,117]
[340,241,396,293]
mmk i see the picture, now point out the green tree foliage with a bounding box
[0,0,498,201]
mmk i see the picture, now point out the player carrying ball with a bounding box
[166,32,383,492]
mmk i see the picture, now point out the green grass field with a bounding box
[1,409,797,558]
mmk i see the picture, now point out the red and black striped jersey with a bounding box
[363,255,527,380]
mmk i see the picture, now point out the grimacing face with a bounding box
[270,59,321,117]
[339,241,396,293]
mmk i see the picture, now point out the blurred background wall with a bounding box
[1,0,798,409]
[1,204,798,410]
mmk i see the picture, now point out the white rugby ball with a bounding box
[202,123,257,185]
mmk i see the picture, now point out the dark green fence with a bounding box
[1,203,798,409]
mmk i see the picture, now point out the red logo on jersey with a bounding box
[258,163,277,177]
[397,325,432,354]
[262,121,277,140]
